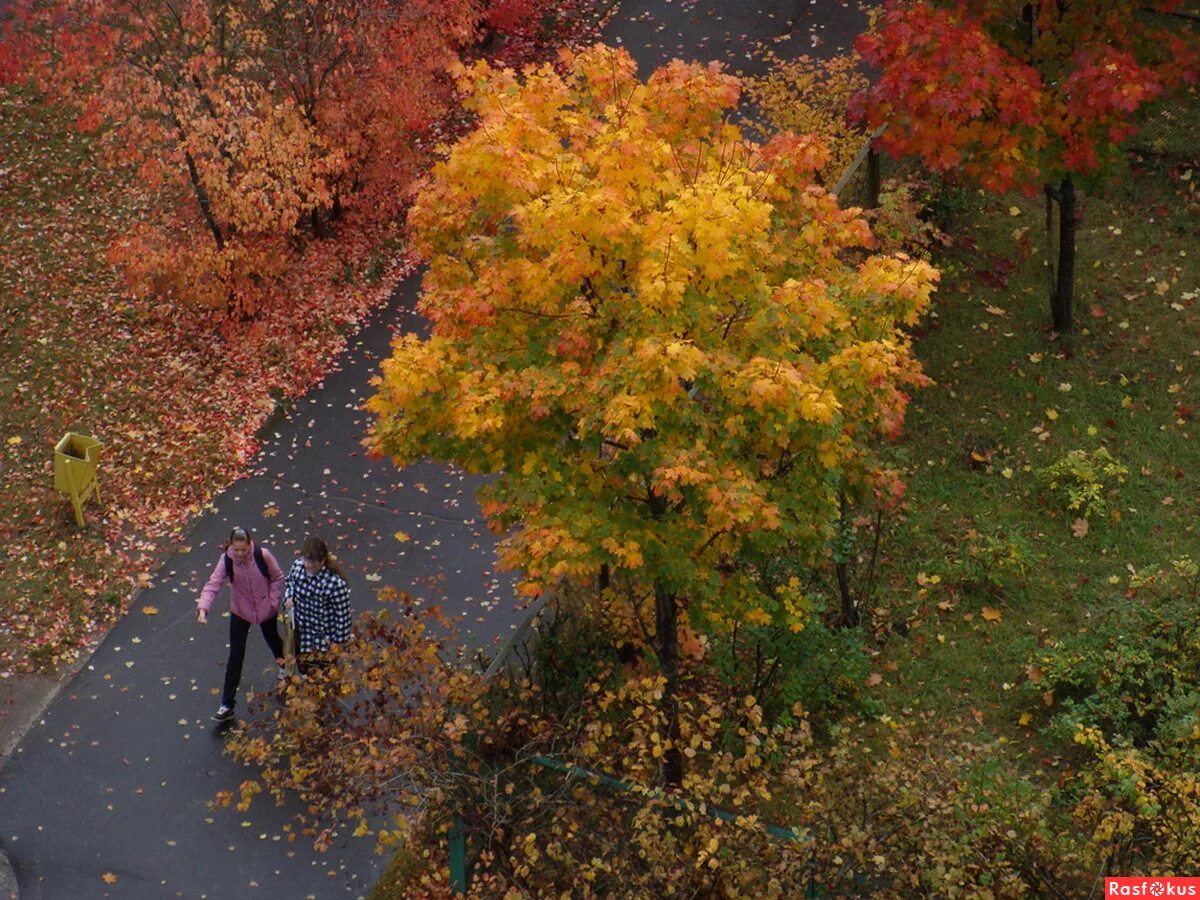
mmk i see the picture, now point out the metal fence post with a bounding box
[448,815,467,893]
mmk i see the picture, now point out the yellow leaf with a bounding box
[142,606,159,616]
[6,436,21,446]
[1008,206,1022,217]
[102,872,118,885]
[1018,712,1033,726]
[262,505,280,518]
[393,531,411,543]
[980,606,1003,623]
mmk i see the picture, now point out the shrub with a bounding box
[1024,582,1200,748]
[949,525,1038,598]
[1037,447,1127,520]
[869,178,952,258]
[707,618,878,729]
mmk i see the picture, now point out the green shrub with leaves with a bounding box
[949,525,1038,598]
[1036,447,1127,519]
[707,618,878,730]
[1070,724,1200,872]
[1024,572,1200,748]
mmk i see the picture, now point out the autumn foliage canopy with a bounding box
[853,0,1199,194]
[7,0,484,314]
[370,45,937,636]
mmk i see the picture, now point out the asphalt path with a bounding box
[0,2,872,897]
[0,274,523,899]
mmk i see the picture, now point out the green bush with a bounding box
[708,618,878,729]
[1025,591,1200,748]
[949,525,1037,598]
[1037,447,1127,520]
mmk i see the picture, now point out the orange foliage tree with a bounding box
[745,51,870,186]
[9,0,482,314]
[369,45,937,786]
[852,1,1200,334]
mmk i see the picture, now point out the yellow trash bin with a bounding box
[54,432,103,526]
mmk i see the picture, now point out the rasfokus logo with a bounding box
[1107,879,1200,897]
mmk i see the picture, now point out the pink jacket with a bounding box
[197,542,284,624]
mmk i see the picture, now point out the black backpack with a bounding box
[225,543,270,582]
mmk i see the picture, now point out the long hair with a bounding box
[302,536,344,578]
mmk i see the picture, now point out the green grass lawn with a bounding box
[866,149,1199,762]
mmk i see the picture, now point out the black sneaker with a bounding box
[212,704,234,722]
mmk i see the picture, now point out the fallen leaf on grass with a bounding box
[1071,518,1089,538]
[981,606,1003,623]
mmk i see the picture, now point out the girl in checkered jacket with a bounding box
[283,536,351,673]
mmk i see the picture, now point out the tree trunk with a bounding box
[834,492,859,627]
[866,148,881,210]
[1044,175,1075,334]
[654,579,684,788]
[1053,174,1075,335]
[183,148,225,251]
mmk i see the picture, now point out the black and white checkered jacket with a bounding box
[284,560,351,653]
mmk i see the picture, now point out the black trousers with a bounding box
[292,628,330,678]
[221,613,284,708]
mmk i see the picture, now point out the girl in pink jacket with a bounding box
[196,526,286,721]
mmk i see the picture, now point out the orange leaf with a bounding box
[980,606,1002,623]
[102,872,118,885]
[141,605,159,616]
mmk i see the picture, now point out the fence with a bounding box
[831,124,886,209]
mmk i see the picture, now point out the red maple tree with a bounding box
[6,0,482,315]
[853,1,1199,333]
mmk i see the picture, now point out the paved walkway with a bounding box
[0,2,870,896]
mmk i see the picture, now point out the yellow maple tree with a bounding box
[370,44,937,784]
